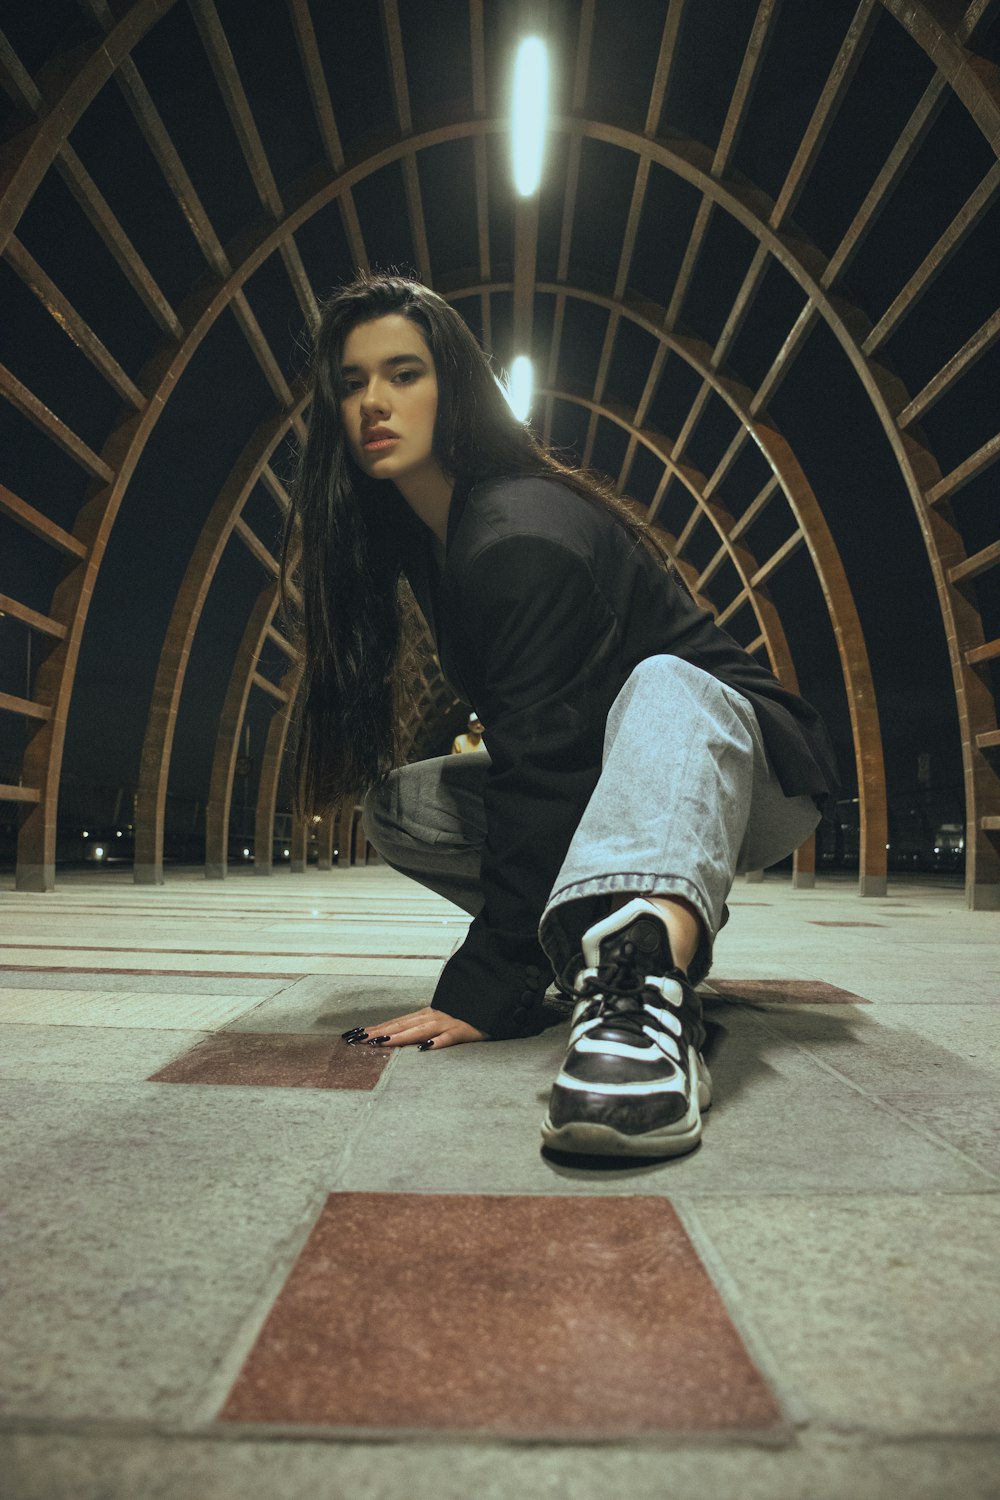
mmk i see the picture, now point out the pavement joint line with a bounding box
[745,1014,1000,1184]
[4,1414,999,1447]
[185,1101,387,1428]
[670,1194,811,1429]
[0,1415,802,1449]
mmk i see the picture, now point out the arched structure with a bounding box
[1,0,997,904]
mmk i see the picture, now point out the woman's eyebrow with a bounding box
[339,353,428,376]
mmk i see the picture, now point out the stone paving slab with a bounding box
[0,949,446,976]
[688,1194,1000,1434]
[0,867,995,1496]
[336,1030,995,1197]
[874,1093,1000,1176]
[0,1081,363,1424]
[224,974,438,1034]
[751,1004,1000,1092]
[0,988,267,1030]
[1,1430,997,1500]
[0,1025,208,1083]
[0,972,290,995]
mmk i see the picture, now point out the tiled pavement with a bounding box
[0,863,997,1499]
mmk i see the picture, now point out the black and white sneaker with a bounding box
[540,898,712,1158]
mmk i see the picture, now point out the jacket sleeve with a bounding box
[430,533,620,1038]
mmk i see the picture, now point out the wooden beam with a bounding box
[266,625,300,659]
[234,517,280,576]
[381,0,432,283]
[252,671,290,704]
[927,430,1000,505]
[4,235,146,408]
[646,0,687,136]
[0,691,51,721]
[188,0,284,220]
[260,463,292,513]
[713,243,769,367]
[948,538,1000,585]
[751,529,805,587]
[0,362,114,482]
[79,0,231,279]
[554,0,594,285]
[695,543,729,592]
[750,304,817,416]
[898,305,1000,428]
[231,294,295,409]
[957,0,1000,43]
[0,484,86,557]
[729,475,780,539]
[0,594,67,639]
[286,0,368,271]
[966,638,1000,666]
[769,0,879,230]
[715,588,749,628]
[863,160,1000,355]
[58,144,185,337]
[704,425,750,499]
[713,0,783,176]
[823,74,947,287]
[0,17,184,338]
[0,784,42,804]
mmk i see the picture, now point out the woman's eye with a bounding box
[394,368,418,384]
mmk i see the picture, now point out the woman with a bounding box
[282,274,838,1160]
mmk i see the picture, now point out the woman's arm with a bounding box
[428,531,621,1038]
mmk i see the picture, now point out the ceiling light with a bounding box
[507,356,533,421]
[512,37,548,196]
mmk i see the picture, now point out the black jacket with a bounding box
[403,474,838,1039]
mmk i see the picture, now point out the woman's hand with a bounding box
[343,1006,489,1051]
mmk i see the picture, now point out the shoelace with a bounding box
[578,941,670,1032]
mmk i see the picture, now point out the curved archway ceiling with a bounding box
[0,0,997,905]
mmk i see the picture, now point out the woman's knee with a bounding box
[361,773,400,858]
[614,655,756,747]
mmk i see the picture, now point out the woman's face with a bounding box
[338,314,442,492]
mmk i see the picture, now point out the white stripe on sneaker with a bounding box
[572,1036,669,1063]
[553,1071,689,1096]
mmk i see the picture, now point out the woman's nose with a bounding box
[360,381,389,415]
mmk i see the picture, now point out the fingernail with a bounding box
[417,1040,434,1052]
[342,1027,366,1040]
[368,1035,390,1046]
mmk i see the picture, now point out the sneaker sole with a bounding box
[540,1113,702,1158]
[540,1058,712,1160]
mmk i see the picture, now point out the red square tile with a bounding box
[220,1194,785,1436]
[149,1034,390,1089]
[708,978,871,1004]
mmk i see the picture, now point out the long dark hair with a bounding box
[281,273,671,815]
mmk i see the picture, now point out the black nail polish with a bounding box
[417,1040,434,1051]
[368,1035,390,1046]
[342,1027,366,1040]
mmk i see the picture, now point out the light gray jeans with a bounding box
[364,656,821,985]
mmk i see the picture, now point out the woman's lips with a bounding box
[363,432,399,451]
